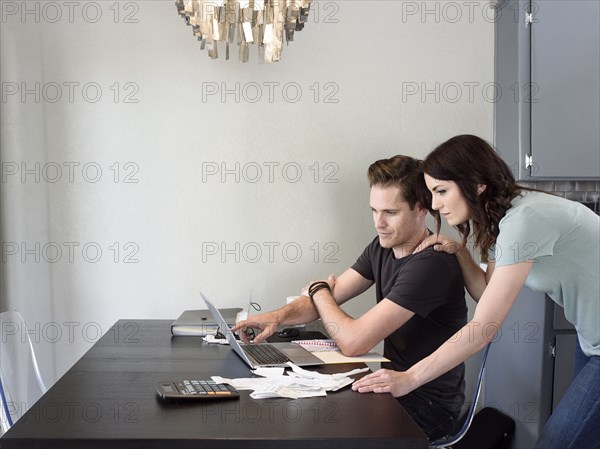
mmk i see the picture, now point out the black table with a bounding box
[0,320,428,449]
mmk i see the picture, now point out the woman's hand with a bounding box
[352,369,418,397]
[414,233,462,254]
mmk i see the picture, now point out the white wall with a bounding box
[1,0,494,384]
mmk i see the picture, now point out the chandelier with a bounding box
[175,0,313,63]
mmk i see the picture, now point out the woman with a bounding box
[352,135,599,449]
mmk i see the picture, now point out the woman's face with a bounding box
[424,174,472,226]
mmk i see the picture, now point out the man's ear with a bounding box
[414,201,429,216]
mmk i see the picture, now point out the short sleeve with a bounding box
[488,245,496,262]
[494,205,560,267]
[351,238,376,281]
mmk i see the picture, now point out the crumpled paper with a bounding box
[213,362,369,399]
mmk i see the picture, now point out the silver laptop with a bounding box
[201,292,323,369]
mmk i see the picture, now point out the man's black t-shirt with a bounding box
[351,236,468,414]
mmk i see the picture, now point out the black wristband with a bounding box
[308,281,331,300]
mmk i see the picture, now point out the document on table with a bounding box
[314,351,390,364]
[212,362,369,399]
[292,339,389,363]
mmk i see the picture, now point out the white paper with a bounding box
[287,362,369,380]
[202,335,229,344]
[251,385,302,399]
[251,367,285,377]
[211,362,369,399]
[313,351,390,364]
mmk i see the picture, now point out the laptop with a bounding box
[201,292,323,369]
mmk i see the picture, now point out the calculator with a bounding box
[156,380,240,401]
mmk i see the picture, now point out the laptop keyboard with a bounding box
[243,344,290,365]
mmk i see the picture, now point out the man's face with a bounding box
[369,184,426,255]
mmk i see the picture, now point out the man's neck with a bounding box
[392,228,429,259]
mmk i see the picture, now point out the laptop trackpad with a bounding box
[284,348,312,358]
[283,347,322,364]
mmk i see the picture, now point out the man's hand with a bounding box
[351,369,418,397]
[230,311,280,344]
[413,233,462,255]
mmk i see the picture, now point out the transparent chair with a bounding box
[0,310,48,434]
[429,343,492,448]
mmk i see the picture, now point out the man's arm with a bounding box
[311,286,414,357]
[352,262,531,396]
[231,268,373,343]
[329,268,374,305]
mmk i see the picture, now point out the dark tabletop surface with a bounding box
[0,319,428,449]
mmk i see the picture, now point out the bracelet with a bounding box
[308,281,331,301]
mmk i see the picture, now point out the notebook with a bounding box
[201,292,323,369]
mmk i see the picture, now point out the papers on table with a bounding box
[292,339,389,363]
[212,362,369,399]
[203,335,230,344]
[203,336,389,364]
[313,351,390,364]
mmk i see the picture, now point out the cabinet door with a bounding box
[484,289,554,449]
[552,334,577,411]
[530,0,600,178]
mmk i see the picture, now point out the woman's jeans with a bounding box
[535,338,600,449]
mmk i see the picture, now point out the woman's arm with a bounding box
[352,261,532,396]
[414,234,489,302]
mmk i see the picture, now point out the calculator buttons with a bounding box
[157,380,240,401]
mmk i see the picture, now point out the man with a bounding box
[233,155,467,440]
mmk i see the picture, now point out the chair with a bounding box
[429,342,492,449]
[0,311,48,434]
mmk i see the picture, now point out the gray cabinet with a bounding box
[551,304,577,411]
[552,334,576,410]
[484,287,554,449]
[494,0,600,179]
[484,288,577,449]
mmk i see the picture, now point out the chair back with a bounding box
[0,311,48,433]
[429,342,492,448]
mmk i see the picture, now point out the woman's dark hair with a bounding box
[368,155,431,211]
[423,134,526,259]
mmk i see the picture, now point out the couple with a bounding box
[233,135,600,449]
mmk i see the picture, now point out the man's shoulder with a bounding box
[403,247,463,279]
[364,235,381,250]
[409,246,459,266]
[360,236,387,258]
